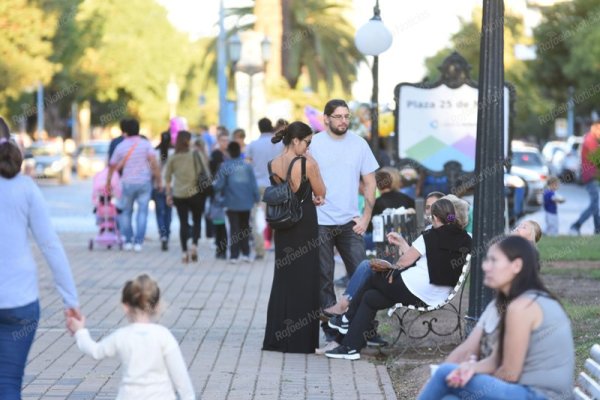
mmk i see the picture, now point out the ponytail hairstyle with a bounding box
[430,198,458,226]
[271,121,312,146]
[122,274,160,315]
[491,236,559,364]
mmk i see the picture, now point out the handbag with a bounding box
[262,156,306,230]
[193,151,213,196]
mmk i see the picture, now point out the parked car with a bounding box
[510,146,548,214]
[25,141,71,184]
[75,140,110,179]
[560,136,583,183]
[541,136,583,183]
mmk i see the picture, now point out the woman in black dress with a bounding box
[262,121,326,353]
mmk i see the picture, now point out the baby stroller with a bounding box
[89,168,123,250]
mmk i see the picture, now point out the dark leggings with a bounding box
[343,272,426,350]
[226,210,251,259]
[173,192,205,252]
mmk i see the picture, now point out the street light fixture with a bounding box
[228,32,272,137]
[354,0,393,155]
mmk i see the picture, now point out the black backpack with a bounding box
[262,156,307,230]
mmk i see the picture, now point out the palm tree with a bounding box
[200,0,364,94]
[276,0,364,92]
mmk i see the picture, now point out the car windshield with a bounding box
[29,145,61,157]
[512,151,544,167]
[80,143,109,156]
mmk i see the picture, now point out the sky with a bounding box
[157,0,544,106]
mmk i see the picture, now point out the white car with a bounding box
[510,146,549,214]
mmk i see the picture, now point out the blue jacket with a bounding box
[214,158,259,211]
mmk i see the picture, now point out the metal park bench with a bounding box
[574,344,600,400]
[386,255,471,347]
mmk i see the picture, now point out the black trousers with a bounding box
[226,210,251,259]
[342,271,425,350]
[173,192,205,252]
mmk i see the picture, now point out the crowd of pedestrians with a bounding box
[1,97,594,399]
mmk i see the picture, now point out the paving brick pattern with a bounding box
[22,234,397,399]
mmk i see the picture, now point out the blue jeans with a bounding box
[572,180,600,233]
[344,260,373,300]
[152,188,172,240]
[418,363,547,400]
[120,182,152,244]
[0,301,40,399]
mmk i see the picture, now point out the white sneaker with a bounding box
[133,244,142,252]
[229,258,238,264]
[123,243,133,251]
[241,255,251,263]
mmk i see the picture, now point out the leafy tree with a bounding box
[424,8,553,140]
[72,0,193,131]
[0,0,57,116]
[532,0,600,121]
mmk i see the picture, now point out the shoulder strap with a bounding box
[116,139,140,171]
[286,156,304,179]
[267,160,274,176]
[300,156,307,181]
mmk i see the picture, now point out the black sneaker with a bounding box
[161,240,168,251]
[367,334,389,348]
[328,315,349,335]
[325,345,360,360]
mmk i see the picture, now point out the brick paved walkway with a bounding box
[22,234,397,400]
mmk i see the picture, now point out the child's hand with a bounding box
[66,314,86,335]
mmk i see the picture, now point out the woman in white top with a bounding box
[68,274,195,400]
[326,199,472,360]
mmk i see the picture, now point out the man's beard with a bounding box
[330,125,348,136]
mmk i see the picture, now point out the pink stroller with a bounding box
[89,168,123,250]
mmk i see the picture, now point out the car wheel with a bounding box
[559,169,575,184]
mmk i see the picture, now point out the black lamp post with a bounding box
[355,0,392,154]
[467,0,506,330]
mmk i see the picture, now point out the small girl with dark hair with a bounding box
[67,274,195,400]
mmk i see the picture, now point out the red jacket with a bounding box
[581,132,599,183]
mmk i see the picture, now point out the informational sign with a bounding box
[554,118,567,138]
[397,84,510,172]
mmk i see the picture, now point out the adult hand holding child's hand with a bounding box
[66,313,86,335]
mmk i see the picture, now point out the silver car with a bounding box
[75,140,110,179]
[510,147,548,214]
[26,141,72,184]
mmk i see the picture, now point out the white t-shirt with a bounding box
[310,131,379,225]
[75,323,195,400]
[400,235,453,307]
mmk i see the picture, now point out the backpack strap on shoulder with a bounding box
[286,156,304,179]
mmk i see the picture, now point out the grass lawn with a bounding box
[563,301,600,372]
[539,238,600,372]
[537,235,600,261]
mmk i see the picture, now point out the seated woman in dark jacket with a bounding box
[325,198,472,360]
